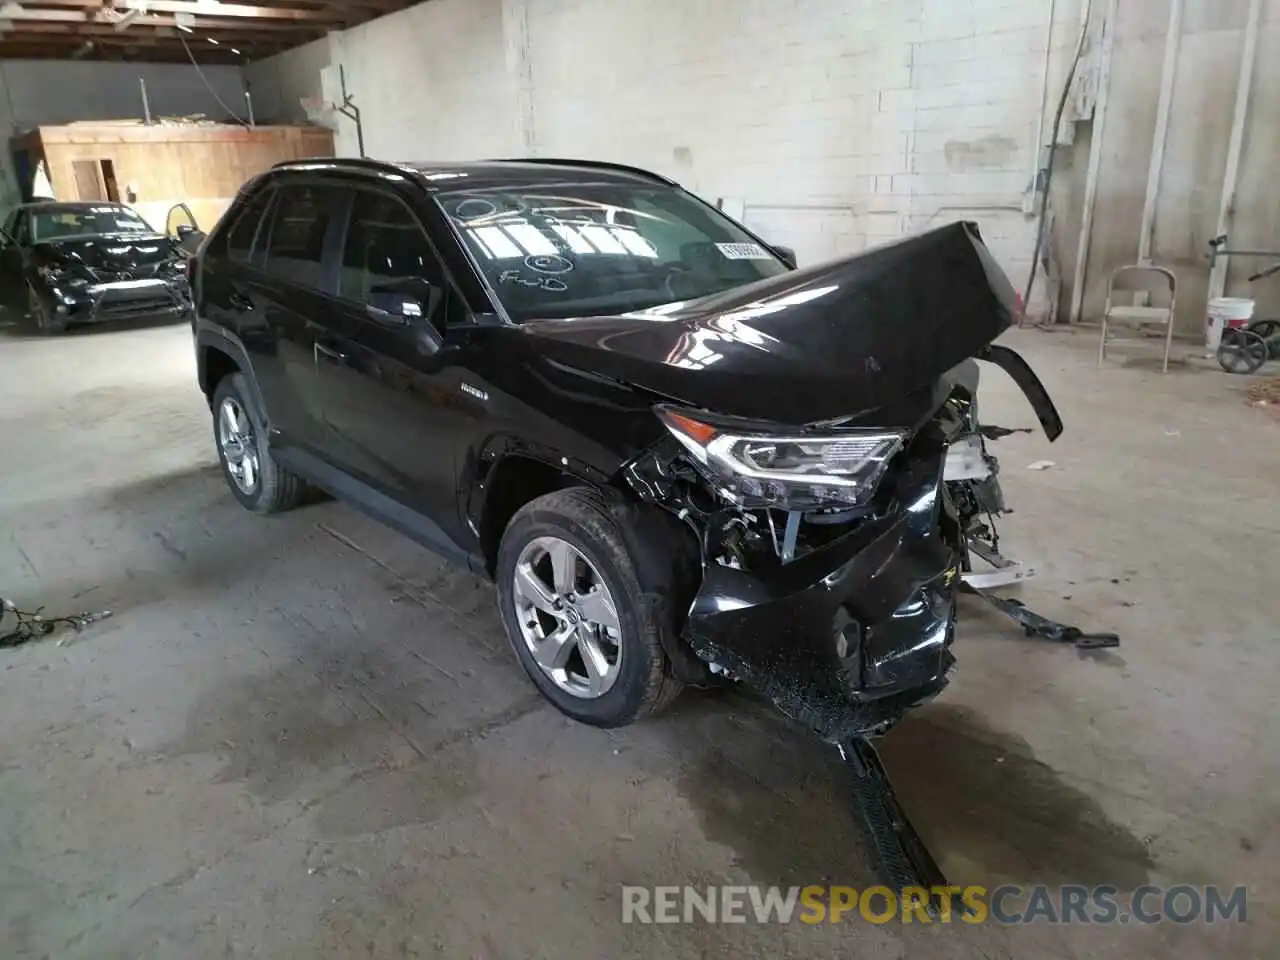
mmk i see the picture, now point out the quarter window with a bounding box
[225,187,274,263]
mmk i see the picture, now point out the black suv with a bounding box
[191,158,1061,740]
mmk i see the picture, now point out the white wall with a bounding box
[248,0,1280,332]
[0,59,246,206]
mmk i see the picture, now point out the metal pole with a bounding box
[1137,0,1182,264]
[139,77,152,125]
[244,87,255,129]
[1068,0,1117,325]
[1026,0,1058,214]
[1206,0,1263,304]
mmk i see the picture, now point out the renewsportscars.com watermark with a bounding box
[621,884,1248,925]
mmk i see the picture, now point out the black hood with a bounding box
[33,234,176,271]
[518,222,1016,427]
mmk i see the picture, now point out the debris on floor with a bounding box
[1026,459,1056,470]
[0,597,113,649]
[961,584,1121,650]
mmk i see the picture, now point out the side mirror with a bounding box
[772,244,798,269]
[368,276,445,333]
[176,224,196,240]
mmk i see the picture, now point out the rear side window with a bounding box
[262,184,344,290]
[225,187,273,263]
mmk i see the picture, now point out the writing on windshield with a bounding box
[440,185,785,321]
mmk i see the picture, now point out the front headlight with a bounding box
[658,407,905,509]
[37,264,87,288]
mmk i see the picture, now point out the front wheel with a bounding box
[496,487,684,728]
[28,285,65,335]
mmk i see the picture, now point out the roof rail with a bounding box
[270,157,411,176]
[487,157,675,186]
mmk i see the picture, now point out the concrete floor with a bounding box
[1,316,1276,960]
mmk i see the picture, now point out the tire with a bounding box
[211,372,306,514]
[496,486,684,727]
[28,285,66,335]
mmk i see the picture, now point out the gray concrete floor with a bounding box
[1,316,1276,960]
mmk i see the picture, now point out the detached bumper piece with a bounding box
[683,445,961,742]
[962,583,1120,650]
[839,736,965,919]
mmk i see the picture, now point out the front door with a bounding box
[315,186,473,556]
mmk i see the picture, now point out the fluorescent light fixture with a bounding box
[207,37,218,44]
[230,47,240,54]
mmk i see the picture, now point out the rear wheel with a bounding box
[28,285,65,335]
[211,373,306,514]
[496,487,684,727]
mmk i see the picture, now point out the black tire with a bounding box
[211,372,306,514]
[28,285,66,335]
[1218,328,1268,375]
[496,486,684,727]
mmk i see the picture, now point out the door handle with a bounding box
[315,341,348,363]
[228,290,254,311]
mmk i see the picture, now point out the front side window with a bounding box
[339,190,441,319]
[438,183,787,321]
[30,205,150,242]
[262,184,343,290]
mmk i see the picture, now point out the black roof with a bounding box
[271,157,676,192]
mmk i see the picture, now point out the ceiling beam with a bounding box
[9,20,323,36]
[13,1,350,21]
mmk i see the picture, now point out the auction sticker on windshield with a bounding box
[716,242,774,260]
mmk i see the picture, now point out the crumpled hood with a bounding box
[519,221,1016,426]
[33,234,176,272]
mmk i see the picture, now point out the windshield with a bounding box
[439,183,788,321]
[31,206,152,242]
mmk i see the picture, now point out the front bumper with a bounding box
[683,443,959,742]
[43,277,190,324]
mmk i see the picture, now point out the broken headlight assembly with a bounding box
[657,407,905,510]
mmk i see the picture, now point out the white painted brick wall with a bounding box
[251,0,1091,298]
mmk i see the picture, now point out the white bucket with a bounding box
[1206,297,1255,351]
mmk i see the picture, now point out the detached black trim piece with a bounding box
[979,344,1064,441]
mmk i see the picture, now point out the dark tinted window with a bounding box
[263,184,343,289]
[13,211,30,245]
[339,190,444,320]
[225,187,273,263]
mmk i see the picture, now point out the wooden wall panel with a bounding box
[23,122,334,232]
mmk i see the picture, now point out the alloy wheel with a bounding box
[511,536,623,699]
[217,395,260,494]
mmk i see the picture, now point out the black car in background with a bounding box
[0,200,194,333]
[190,157,1062,741]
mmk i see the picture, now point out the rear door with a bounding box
[239,181,346,456]
[315,186,473,555]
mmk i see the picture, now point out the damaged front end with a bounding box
[626,392,971,741]
[615,223,1063,742]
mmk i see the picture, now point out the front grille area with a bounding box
[87,262,163,282]
[98,294,179,318]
